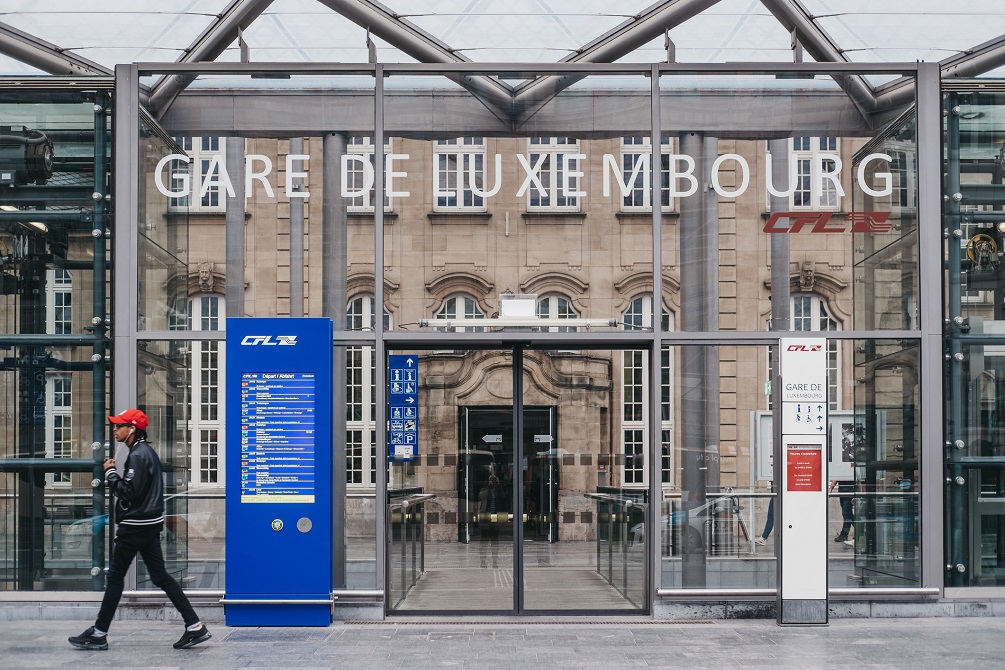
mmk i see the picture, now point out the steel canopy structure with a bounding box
[1,0,1005,119]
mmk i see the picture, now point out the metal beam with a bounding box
[160,87,873,138]
[510,0,722,119]
[147,0,275,115]
[559,0,721,65]
[759,0,878,114]
[875,33,1005,111]
[0,20,110,76]
[314,0,513,120]
[316,0,469,65]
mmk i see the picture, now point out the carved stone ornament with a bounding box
[799,260,815,292]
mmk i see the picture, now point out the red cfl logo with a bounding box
[764,211,893,234]
[786,344,823,352]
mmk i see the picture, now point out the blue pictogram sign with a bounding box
[388,355,418,461]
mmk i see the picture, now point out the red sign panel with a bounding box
[786,448,822,492]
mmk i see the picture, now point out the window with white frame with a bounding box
[46,373,72,486]
[170,136,226,212]
[620,135,673,211]
[346,136,392,213]
[434,137,486,210]
[46,268,72,334]
[45,268,73,485]
[346,294,390,488]
[888,145,917,211]
[170,294,225,486]
[767,294,841,411]
[621,295,674,485]
[434,294,485,332]
[791,136,840,210]
[527,137,581,211]
[535,294,578,332]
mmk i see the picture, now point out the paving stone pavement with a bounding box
[2,616,1004,669]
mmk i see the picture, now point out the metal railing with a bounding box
[588,491,647,609]
[385,492,435,609]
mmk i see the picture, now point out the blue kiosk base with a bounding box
[225,594,333,627]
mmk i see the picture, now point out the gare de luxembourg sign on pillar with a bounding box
[778,338,828,625]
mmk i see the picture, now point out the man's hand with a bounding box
[103,458,116,473]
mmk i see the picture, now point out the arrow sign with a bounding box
[388,354,420,461]
[482,434,502,443]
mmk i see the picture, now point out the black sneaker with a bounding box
[173,624,211,649]
[68,626,108,650]
[834,533,848,542]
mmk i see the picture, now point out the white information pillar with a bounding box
[777,338,828,625]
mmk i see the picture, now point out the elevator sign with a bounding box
[388,355,419,461]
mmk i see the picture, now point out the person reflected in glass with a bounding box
[478,473,505,541]
[754,496,774,546]
[830,479,855,546]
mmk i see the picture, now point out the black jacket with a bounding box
[106,439,165,528]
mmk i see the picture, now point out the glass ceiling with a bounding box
[0,0,1003,77]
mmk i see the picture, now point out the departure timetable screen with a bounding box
[239,372,316,503]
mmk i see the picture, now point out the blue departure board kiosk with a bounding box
[224,318,333,626]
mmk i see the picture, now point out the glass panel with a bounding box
[944,89,1005,587]
[134,340,198,588]
[385,72,649,337]
[663,345,774,589]
[850,340,920,587]
[660,341,920,590]
[659,71,919,333]
[0,88,111,591]
[387,349,515,612]
[144,73,376,327]
[522,348,646,612]
[138,116,188,332]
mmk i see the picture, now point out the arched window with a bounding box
[171,294,225,486]
[346,295,390,488]
[434,294,485,332]
[621,295,675,485]
[536,293,578,332]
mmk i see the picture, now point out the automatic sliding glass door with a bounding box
[388,346,649,614]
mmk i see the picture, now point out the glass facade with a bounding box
[0,58,1001,612]
[944,87,1005,587]
[0,85,112,591]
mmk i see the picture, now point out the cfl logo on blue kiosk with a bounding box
[241,335,298,346]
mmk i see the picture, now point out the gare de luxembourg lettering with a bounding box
[154,150,896,204]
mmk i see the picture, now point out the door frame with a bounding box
[385,343,653,615]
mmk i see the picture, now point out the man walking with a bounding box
[69,409,211,650]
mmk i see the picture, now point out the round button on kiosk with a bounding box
[297,517,312,533]
[271,519,284,532]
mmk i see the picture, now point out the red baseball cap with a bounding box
[109,408,149,431]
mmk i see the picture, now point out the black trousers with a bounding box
[95,525,198,631]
